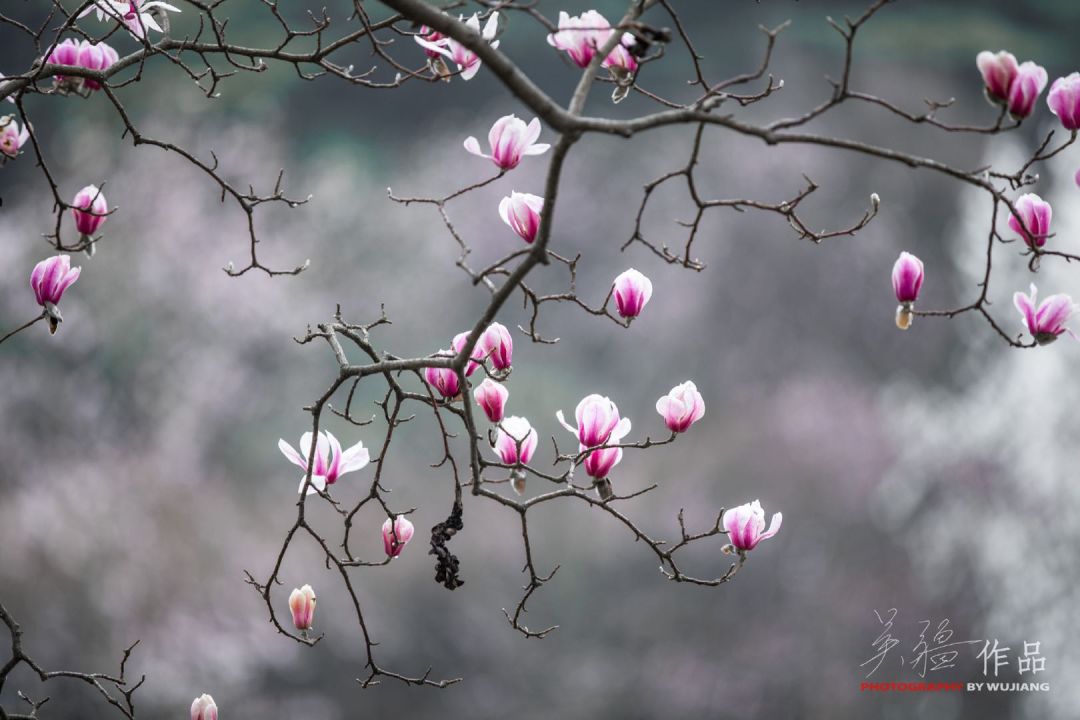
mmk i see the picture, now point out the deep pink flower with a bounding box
[494,416,537,466]
[416,26,446,59]
[288,584,316,631]
[278,430,370,494]
[482,322,513,370]
[30,255,81,308]
[612,268,652,319]
[557,394,631,449]
[190,694,217,720]
[382,515,415,558]
[1007,193,1052,249]
[976,50,1019,104]
[464,114,550,170]
[498,191,544,244]
[546,10,611,68]
[601,34,638,75]
[47,39,81,85]
[580,433,628,480]
[1007,61,1048,119]
[723,500,782,552]
[76,41,119,91]
[71,185,108,237]
[1048,73,1080,130]
[891,251,924,304]
[473,378,508,423]
[424,360,460,398]
[0,114,29,159]
[415,12,498,81]
[656,381,705,433]
[1013,283,1079,345]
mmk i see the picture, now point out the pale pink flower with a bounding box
[498,191,544,244]
[557,394,631,449]
[71,185,108,237]
[278,430,369,494]
[473,378,508,423]
[190,694,218,720]
[1013,283,1079,345]
[723,500,782,552]
[80,0,182,39]
[31,255,81,308]
[382,515,415,558]
[1007,61,1048,119]
[482,322,513,370]
[494,416,538,466]
[424,360,460,398]
[0,114,30,159]
[464,114,550,170]
[451,331,486,376]
[612,268,652,319]
[891,251,924,304]
[415,12,499,81]
[76,40,119,91]
[1048,73,1080,130]
[656,381,705,433]
[976,50,1019,103]
[1007,193,1052,249]
[546,10,611,68]
[288,584,316,631]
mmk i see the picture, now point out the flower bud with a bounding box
[498,191,544,244]
[1007,61,1048,119]
[71,185,108,238]
[656,381,705,433]
[77,40,119,91]
[47,39,81,89]
[473,378,508,423]
[190,694,218,720]
[1007,193,1052,249]
[976,50,1019,104]
[612,268,653,319]
[288,584,316,631]
[482,322,513,370]
[494,416,537,466]
[722,500,782,552]
[424,359,460,399]
[382,515,415,558]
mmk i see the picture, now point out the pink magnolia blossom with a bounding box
[71,185,108,237]
[451,331,486,376]
[656,381,705,433]
[612,268,653,319]
[580,420,630,480]
[723,500,782,552]
[415,12,499,81]
[1075,168,1080,189]
[382,515,415,558]
[278,430,370,495]
[190,694,218,720]
[483,322,513,370]
[424,360,460,398]
[494,416,538,466]
[1047,73,1080,130]
[415,26,446,59]
[557,394,630,448]
[80,0,182,39]
[1007,193,1052,249]
[1013,283,1079,346]
[891,251,924,331]
[976,50,1019,103]
[601,35,638,75]
[498,191,544,244]
[47,39,81,86]
[464,114,550,170]
[76,40,119,91]
[0,115,29,159]
[31,255,81,310]
[546,10,611,68]
[1007,61,1048,119]
[288,584,316,631]
[473,378,508,423]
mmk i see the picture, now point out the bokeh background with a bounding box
[2,1,1079,718]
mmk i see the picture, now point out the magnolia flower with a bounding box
[891,251,924,330]
[382,515,415,558]
[581,437,627,480]
[656,381,705,433]
[415,12,499,81]
[0,115,29,159]
[425,359,461,398]
[473,378,508,423]
[190,694,218,720]
[415,26,446,59]
[976,50,1019,104]
[71,185,108,238]
[464,114,550,170]
[1007,193,1052,249]
[278,431,370,494]
[602,34,639,103]
[483,322,513,370]
[288,584,316,631]
[47,39,81,87]
[451,331,486,377]
[1007,61,1048,119]
[546,10,612,68]
[77,41,119,91]
[1048,73,1080,131]
[494,416,538,465]
[80,0,182,39]
[31,255,81,333]
[498,191,544,244]
[612,268,653,319]
[557,394,631,449]
[723,500,782,552]
[1013,283,1079,345]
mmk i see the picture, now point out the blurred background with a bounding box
[2,1,1079,718]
